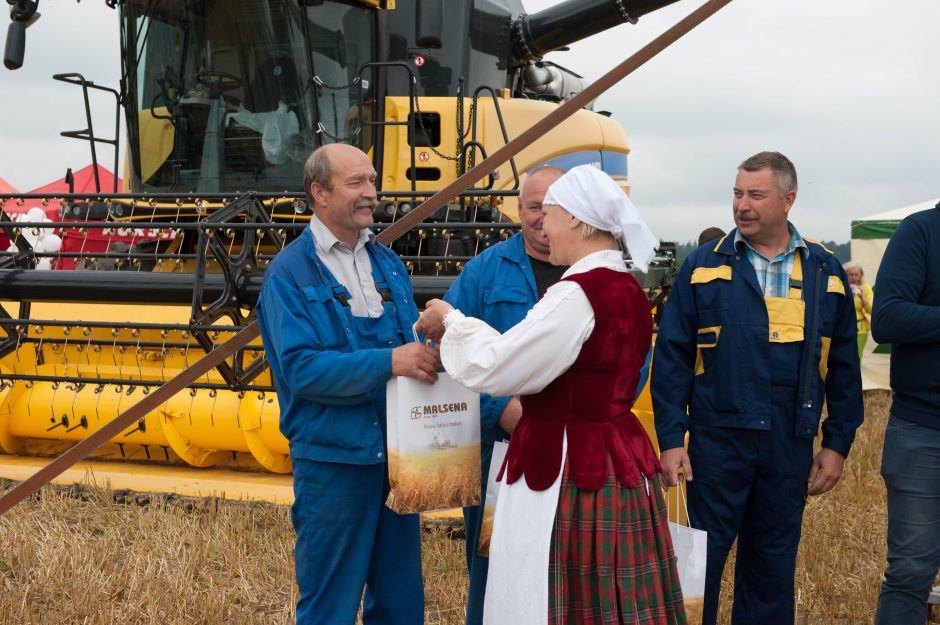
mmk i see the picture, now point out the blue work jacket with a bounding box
[257,227,419,464]
[443,232,538,444]
[652,229,863,457]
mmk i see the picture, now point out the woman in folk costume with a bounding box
[416,165,686,625]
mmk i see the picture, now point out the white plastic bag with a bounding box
[385,372,481,513]
[668,481,707,621]
[478,439,509,556]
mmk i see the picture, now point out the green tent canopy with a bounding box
[850,198,940,281]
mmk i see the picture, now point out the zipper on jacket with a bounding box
[801,261,824,409]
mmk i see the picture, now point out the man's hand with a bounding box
[497,398,522,434]
[392,343,440,384]
[659,447,693,487]
[807,447,844,496]
[414,299,454,343]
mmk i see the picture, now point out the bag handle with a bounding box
[668,479,692,528]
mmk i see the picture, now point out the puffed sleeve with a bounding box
[440,281,594,396]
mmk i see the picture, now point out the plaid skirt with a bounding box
[548,465,687,625]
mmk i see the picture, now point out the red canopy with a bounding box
[28,163,122,196]
[3,164,122,218]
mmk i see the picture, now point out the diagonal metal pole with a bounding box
[0,0,732,516]
[376,0,733,244]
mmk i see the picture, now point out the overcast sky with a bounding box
[1,0,938,243]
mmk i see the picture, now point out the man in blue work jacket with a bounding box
[257,143,440,625]
[652,151,863,625]
[443,165,566,625]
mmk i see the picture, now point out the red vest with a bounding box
[499,267,659,492]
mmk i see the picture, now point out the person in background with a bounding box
[442,165,566,625]
[418,165,685,625]
[697,226,726,246]
[872,202,940,625]
[257,143,439,625]
[652,151,863,625]
[845,262,874,358]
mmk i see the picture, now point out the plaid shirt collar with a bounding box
[734,224,808,298]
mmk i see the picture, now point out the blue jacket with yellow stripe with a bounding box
[652,229,863,458]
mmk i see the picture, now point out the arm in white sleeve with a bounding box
[440,281,594,396]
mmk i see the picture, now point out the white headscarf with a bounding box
[542,164,659,272]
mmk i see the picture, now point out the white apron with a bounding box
[482,435,567,625]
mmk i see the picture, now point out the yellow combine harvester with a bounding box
[0,0,678,501]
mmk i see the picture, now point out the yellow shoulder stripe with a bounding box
[802,237,834,254]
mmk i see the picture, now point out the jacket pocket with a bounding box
[483,285,530,328]
[695,326,721,376]
[484,285,528,304]
[766,297,806,343]
[301,285,342,347]
[691,266,732,311]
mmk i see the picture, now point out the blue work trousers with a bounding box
[291,458,424,625]
[875,415,940,625]
[687,387,813,625]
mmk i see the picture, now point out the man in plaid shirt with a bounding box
[652,151,863,625]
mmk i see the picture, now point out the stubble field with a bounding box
[0,391,936,624]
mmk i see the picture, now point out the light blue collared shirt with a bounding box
[734,224,808,298]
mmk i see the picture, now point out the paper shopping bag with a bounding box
[477,440,509,557]
[667,482,707,623]
[385,373,481,514]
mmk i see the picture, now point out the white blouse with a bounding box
[440,249,629,396]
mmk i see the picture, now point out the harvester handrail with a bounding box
[0,0,733,516]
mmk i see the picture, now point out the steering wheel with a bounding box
[197,70,242,96]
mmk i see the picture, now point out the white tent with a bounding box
[850,198,939,283]
[850,197,940,390]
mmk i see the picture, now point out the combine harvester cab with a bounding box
[0,0,679,501]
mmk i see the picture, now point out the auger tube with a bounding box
[511,0,682,64]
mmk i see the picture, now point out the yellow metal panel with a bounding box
[632,409,659,456]
[0,455,295,503]
[0,457,464,514]
[380,96,630,220]
[138,108,175,183]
